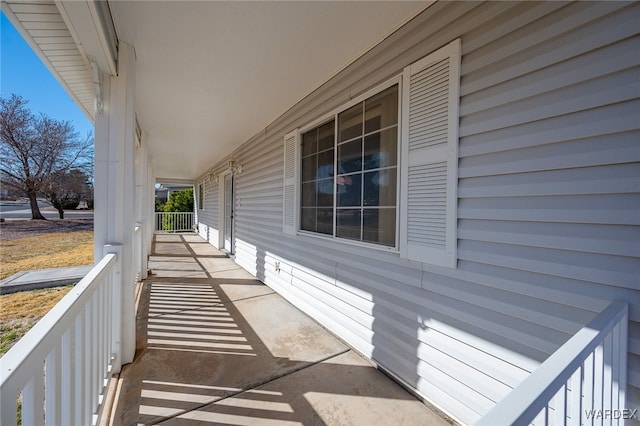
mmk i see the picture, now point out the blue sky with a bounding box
[1,12,94,138]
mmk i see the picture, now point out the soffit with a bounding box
[109,1,429,181]
[4,1,430,181]
[2,0,95,120]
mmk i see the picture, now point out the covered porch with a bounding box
[110,233,448,425]
[1,1,636,425]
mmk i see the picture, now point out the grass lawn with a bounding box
[0,230,93,356]
[0,286,72,356]
[0,230,93,280]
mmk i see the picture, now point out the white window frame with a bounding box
[294,76,402,252]
[198,182,205,210]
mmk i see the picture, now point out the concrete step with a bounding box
[0,265,93,294]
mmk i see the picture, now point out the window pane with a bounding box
[301,208,316,232]
[315,178,333,198]
[316,208,333,235]
[338,103,363,142]
[365,85,398,133]
[302,129,317,156]
[317,149,333,170]
[338,138,362,174]
[301,182,316,207]
[363,169,396,207]
[337,173,361,207]
[363,208,396,246]
[316,179,333,206]
[364,128,397,170]
[336,209,361,241]
[302,154,317,182]
[318,121,335,151]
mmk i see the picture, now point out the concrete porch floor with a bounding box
[111,234,450,425]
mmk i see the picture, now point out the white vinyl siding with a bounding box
[195,174,220,246]
[400,39,460,268]
[198,2,640,424]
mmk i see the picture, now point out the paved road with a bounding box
[0,201,93,220]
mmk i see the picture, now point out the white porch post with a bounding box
[94,41,137,364]
[136,136,152,280]
[146,157,156,254]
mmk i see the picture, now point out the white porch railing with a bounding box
[477,300,629,426]
[154,212,194,232]
[0,250,121,426]
[134,223,143,281]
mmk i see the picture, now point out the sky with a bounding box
[1,12,94,138]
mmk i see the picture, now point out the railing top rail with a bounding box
[0,253,118,392]
[476,300,628,426]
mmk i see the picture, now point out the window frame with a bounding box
[198,182,205,210]
[296,76,402,252]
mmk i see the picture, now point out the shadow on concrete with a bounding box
[111,234,448,425]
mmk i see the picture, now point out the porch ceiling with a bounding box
[108,1,430,181]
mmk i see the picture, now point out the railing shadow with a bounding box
[112,234,432,425]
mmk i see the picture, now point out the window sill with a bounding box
[296,229,400,254]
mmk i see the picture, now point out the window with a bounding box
[298,84,399,247]
[300,121,334,235]
[284,39,460,266]
[198,183,204,210]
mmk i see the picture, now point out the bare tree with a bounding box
[44,168,92,219]
[0,94,92,219]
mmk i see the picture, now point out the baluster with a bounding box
[0,389,18,425]
[555,384,567,426]
[84,306,92,425]
[61,326,74,425]
[584,352,595,426]
[106,270,113,370]
[74,313,85,424]
[612,323,619,425]
[532,406,547,426]
[45,345,62,426]
[22,369,45,426]
[602,332,613,426]
[594,341,604,426]
[617,309,628,426]
[91,293,99,415]
[98,280,106,383]
[569,366,583,426]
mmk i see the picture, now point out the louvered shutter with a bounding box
[400,39,460,268]
[283,129,299,234]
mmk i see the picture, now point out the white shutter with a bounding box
[283,129,299,234]
[400,39,460,268]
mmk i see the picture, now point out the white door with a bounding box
[223,174,234,253]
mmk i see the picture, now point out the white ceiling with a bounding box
[108,1,429,181]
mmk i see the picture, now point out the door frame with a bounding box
[218,171,234,254]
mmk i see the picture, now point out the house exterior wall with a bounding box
[196,173,221,247]
[195,2,640,423]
